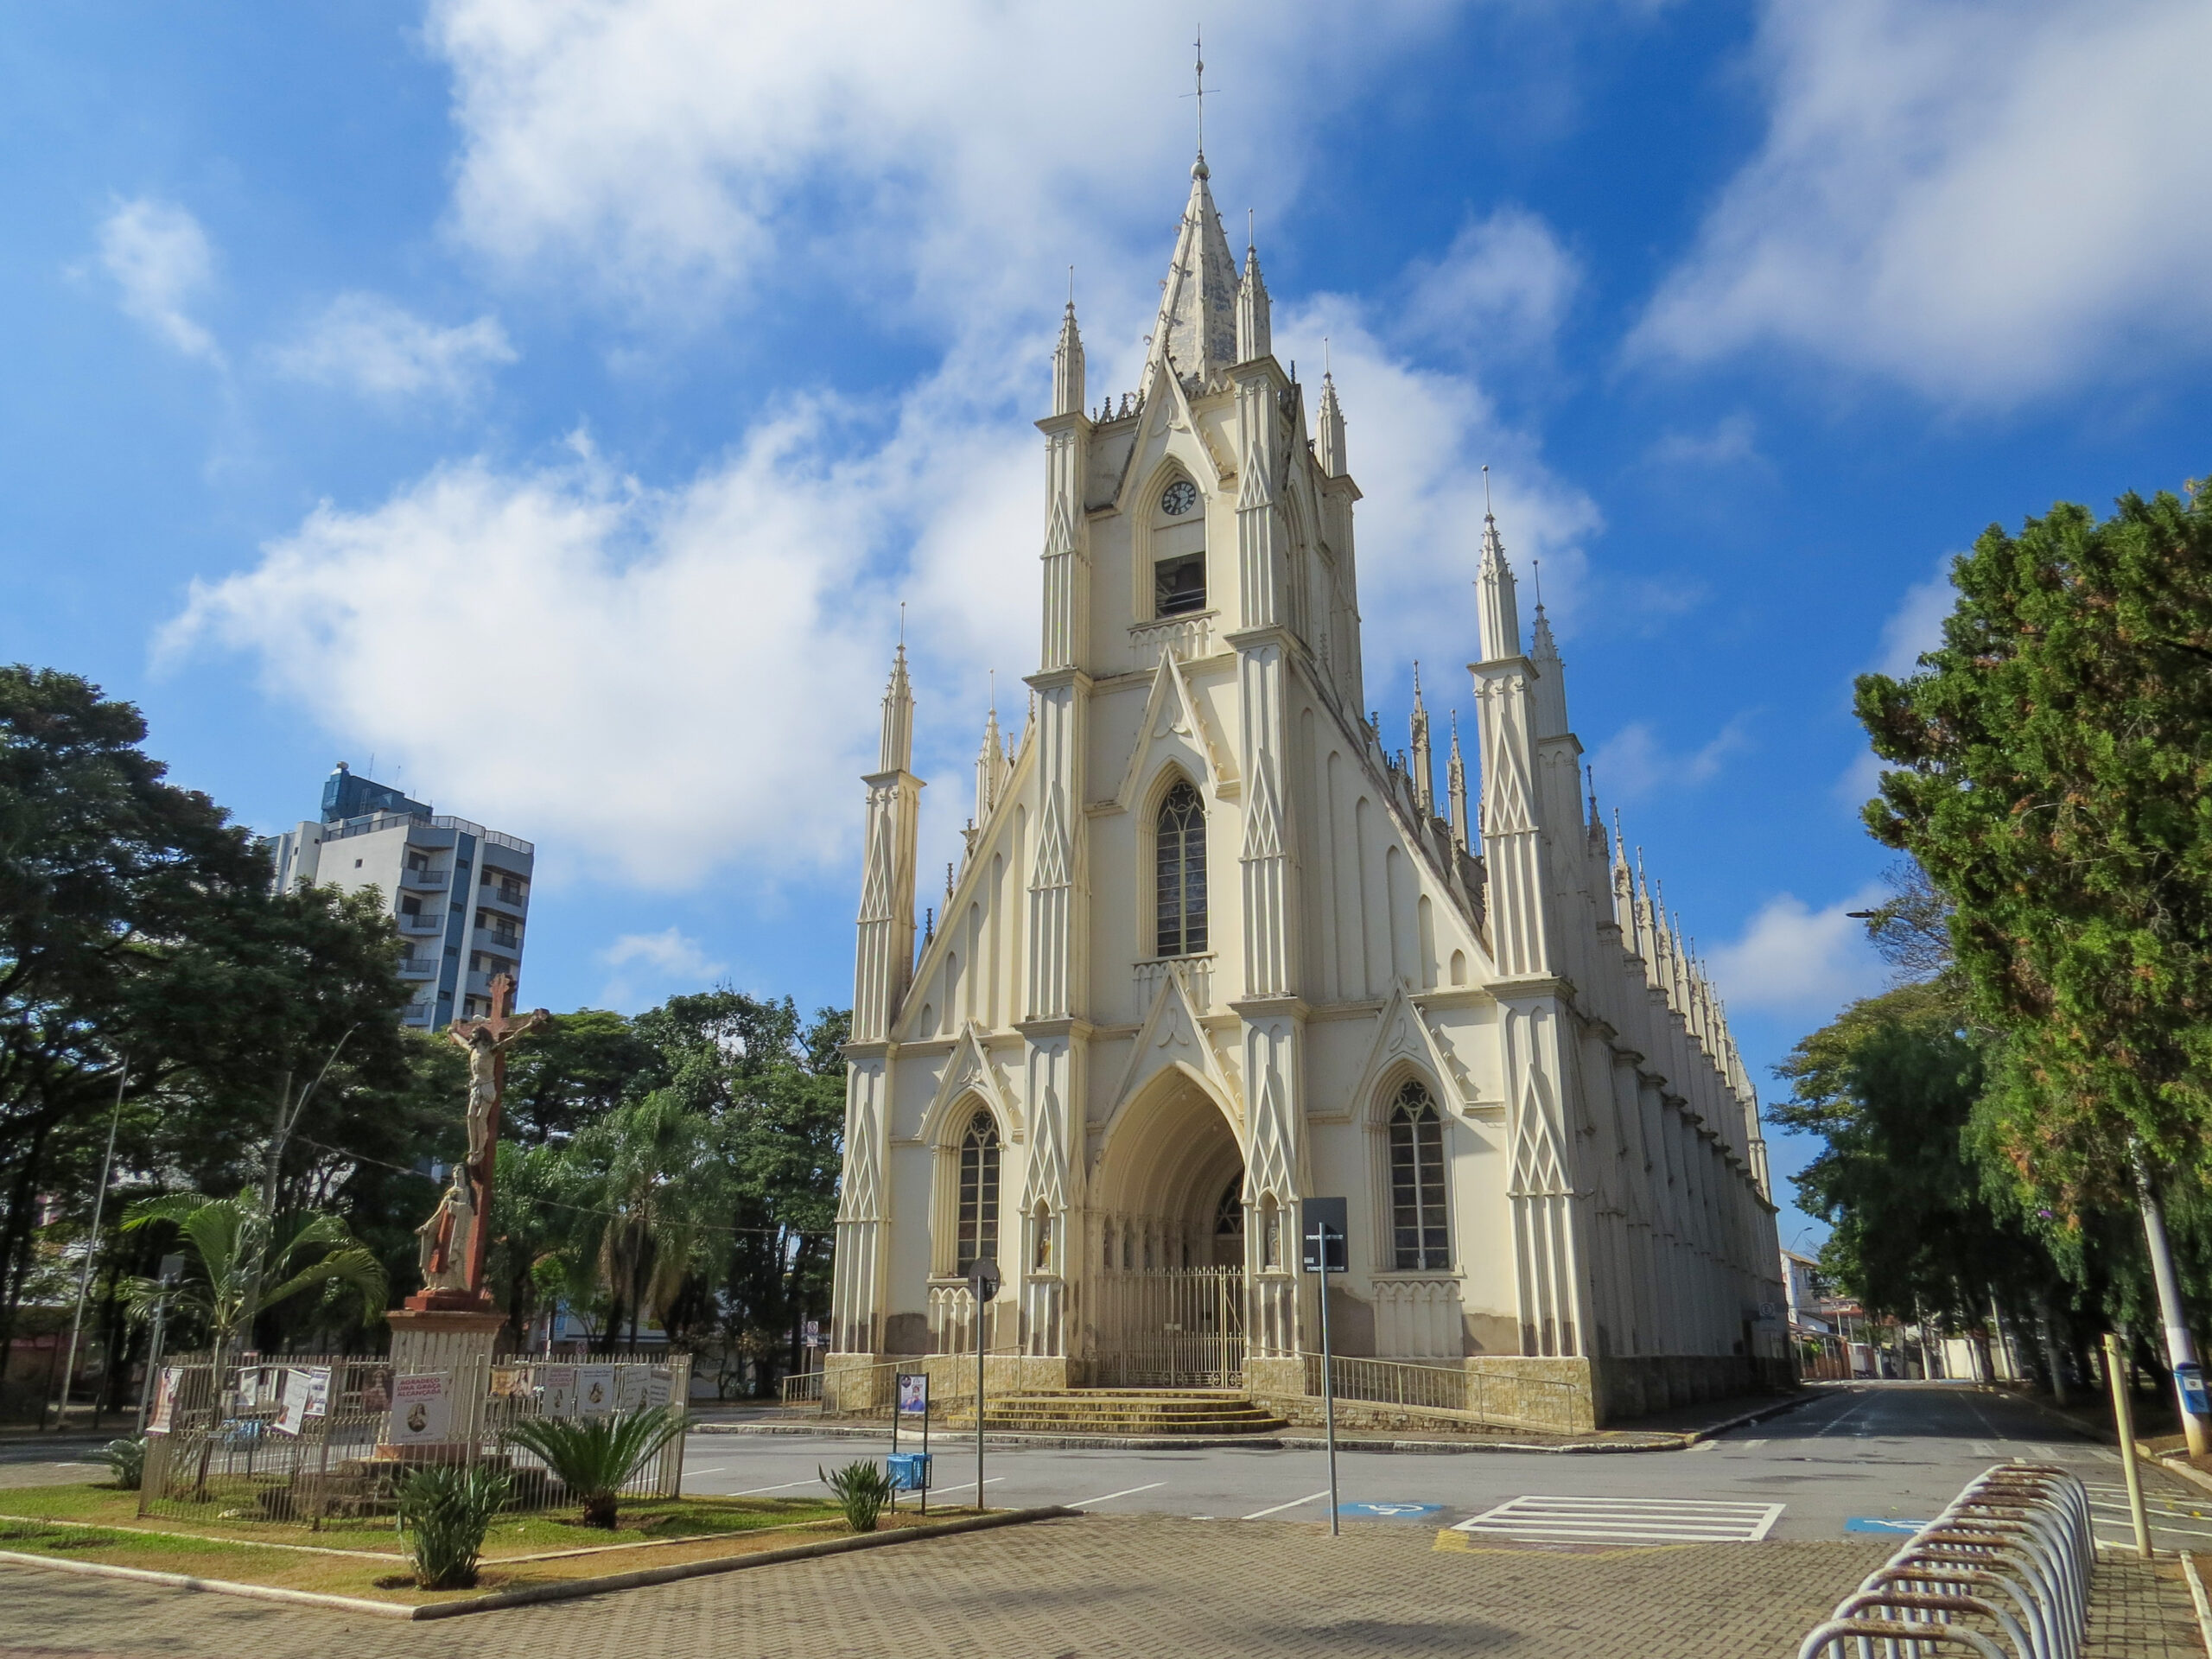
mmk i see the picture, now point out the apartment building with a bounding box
[270,762,535,1032]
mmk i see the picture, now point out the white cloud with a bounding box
[98,197,222,364]
[1633,0,2212,404]
[274,292,516,399]
[160,348,1058,892]
[1645,414,1758,470]
[1874,555,1955,678]
[1587,714,1751,801]
[427,0,1463,337]
[1272,297,1602,692]
[1401,207,1580,358]
[1706,885,1887,1015]
[598,926,727,1010]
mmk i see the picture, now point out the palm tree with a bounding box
[504,1408,685,1528]
[120,1190,387,1374]
[569,1093,729,1349]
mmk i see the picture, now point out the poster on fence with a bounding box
[386,1372,452,1446]
[489,1366,532,1400]
[147,1367,179,1435]
[274,1366,331,1436]
[614,1366,646,1412]
[575,1364,616,1415]
[539,1364,578,1417]
[643,1366,672,1410]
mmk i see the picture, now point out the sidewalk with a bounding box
[0,1511,1891,1659]
[701,1388,1815,1454]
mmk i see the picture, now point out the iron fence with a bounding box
[138,1351,690,1530]
[1299,1351,1586,1430]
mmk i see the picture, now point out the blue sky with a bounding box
[8,2,2211,1246]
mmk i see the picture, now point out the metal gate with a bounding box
[1093,1267,1246,1387]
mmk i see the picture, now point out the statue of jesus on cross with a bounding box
[404,972,548,1311]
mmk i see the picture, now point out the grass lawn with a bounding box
[0,1483,948,1603]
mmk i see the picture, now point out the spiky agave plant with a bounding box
[820,1459,893,1534]
[96,1438,147,1491]
[397,1463,512,1590]
[504,1407,685,1529]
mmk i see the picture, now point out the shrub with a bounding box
[504,1407,686,1529]
[397,1463,512,1590]
[95,1438,146,1491]
[820,1459,893,1533]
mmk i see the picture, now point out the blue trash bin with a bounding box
[2178,1363,2209,1419]
[887,1452,932,1492]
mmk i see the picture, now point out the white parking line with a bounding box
[1242,1489,1332,1520]
[1688,1440,1717,1454]
[1452,1496,1785,1545]
[929,1476,1007,1497]
[716,1477,824,1497]
[1073,1481,1166,1508]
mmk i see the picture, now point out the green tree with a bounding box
[1858,479,2212,1196]
[1770,982,2070,1372]
[499,1009,664,1145]
[119,1191,387,1371]
[633,992,842,1390]
[568,1091,732,1350]
[0,667,411,1389]
[1857,477,2212,1435]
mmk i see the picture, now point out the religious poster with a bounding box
[642,1366,672,1411]
[539,1363,578,1417]
[897,1372,929,1418]
[147,1366,179,1436]
[575,1364,616,1415]
[274,1366,331,1436]
[386,1372,452,1446]
[614,1365,646,1413]
[488,1366,532,1399]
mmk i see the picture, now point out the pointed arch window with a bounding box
[956,1109,1000,1275]
[1215,1180,1243,1239]
[1388,1080,1450,1270]
[1155,780,1208,957]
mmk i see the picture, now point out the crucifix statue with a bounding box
[407,972,547,1310]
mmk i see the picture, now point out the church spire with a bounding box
[1317,363,1347,478]
[1475,487,1522,663]
[1236,231,1271,365]
[1409,664,1433,817]
[1528,582,1568,738]
[975,694,1008,825]
[878,643,913,774]
[1446,709,1471,851]
[1051,289,1084,418]
[1143,156,1239,397]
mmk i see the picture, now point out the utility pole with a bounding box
[48,1062,126,1431]
[2134,1152,2210,1458]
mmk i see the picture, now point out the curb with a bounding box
[701,1392,1816,1456]
[0,1505,1076,1621]
[2154,1453,2212,1501]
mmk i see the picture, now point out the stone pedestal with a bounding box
[385,1306,503,1449]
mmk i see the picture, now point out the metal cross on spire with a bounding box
[1184,29,1215,164]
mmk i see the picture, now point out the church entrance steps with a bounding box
[931,1388,1287,1437]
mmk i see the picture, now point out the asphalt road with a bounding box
[681,1382,2212,1549]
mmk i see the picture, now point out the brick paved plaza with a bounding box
[0,1514,1891,1659]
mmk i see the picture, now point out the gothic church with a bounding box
[829,149,1786,1426]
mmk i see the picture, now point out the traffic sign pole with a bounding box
[1318,1241,1339,1536]
[1300,1198,1347,1539]
[968,1256,1000,1516]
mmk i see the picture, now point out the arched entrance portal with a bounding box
[1087,1071,1247,1387]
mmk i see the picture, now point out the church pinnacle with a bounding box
[878,643,914,774]
[1475,481,1522,663]
[1052,287,1084,418]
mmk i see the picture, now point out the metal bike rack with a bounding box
[1796,1463,2094,1659]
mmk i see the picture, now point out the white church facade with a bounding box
[828,152,1786,1427]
